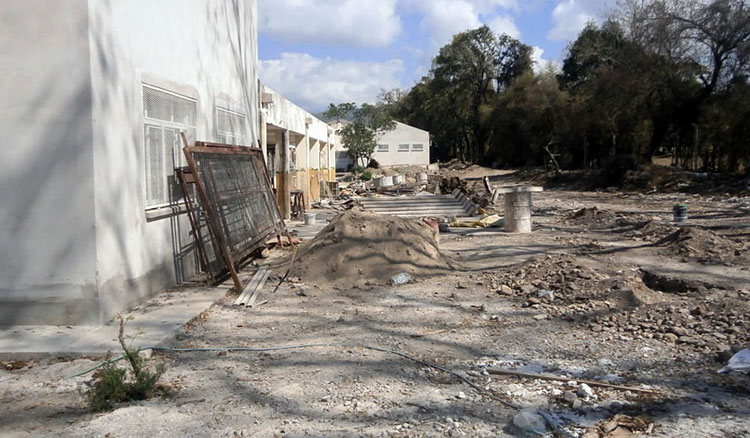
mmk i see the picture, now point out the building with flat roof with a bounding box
[335,121,430,170]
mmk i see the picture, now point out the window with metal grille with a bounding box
[143,85,197,209]
[398,143,410,152]
[216,107,247,145]
[377,143,389,152]
[412,143,424,152]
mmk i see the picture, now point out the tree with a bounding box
[323,103,396,168]
[423,26,533,163]
[619,0,750,163]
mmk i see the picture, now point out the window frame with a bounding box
[215,106,247,146]
[398,143,410,152]
[412,143,424,152]
[377,143,389,152]
[142,84,198,210]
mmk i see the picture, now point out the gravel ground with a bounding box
[1,185,748,438]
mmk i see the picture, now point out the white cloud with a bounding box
[489,14,521,39]
[260,53,405,112]
[417,0,482,46]
[402,0,521,47]
[531,46,560,73]
[259,0,401,48]
[548,0,617,41]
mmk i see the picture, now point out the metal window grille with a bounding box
[398,143,410,152]
[143,85,197,208]
[412,143,424,152]
[216,107,247,145]
[377,144,389,152]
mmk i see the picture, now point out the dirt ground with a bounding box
[1,169,749,438]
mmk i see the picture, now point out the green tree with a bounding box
[323,103,396,168]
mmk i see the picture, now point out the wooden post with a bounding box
[277,129,291,220]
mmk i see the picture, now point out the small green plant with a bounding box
[88,316,167,412]
[352,165,365,174]
[361,170,372,181]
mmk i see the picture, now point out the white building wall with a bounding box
[335,121,430,170]
[260,84,330,143]
[0,0,99,325]
[0,0,260,325]
[88,0,259,323]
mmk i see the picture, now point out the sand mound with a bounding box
[291,209,453,289]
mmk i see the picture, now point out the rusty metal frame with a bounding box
[176,167,223,283]
[180,134,285,291]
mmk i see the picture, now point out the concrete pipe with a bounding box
[504,192,532,233]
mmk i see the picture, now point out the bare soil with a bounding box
[1,167,749,438]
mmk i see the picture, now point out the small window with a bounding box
[412,143,424,152]
[216,107,247,145]
[377,144,389,152]
[142,85,197,209]
[398,144,410,152]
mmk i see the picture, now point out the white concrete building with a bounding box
[259,84,337,209]
[335,121,430,170]
[0,0,259,325]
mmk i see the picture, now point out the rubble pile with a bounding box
[489,255,750,354]
[632,223,747,264]
[562,207,649,229]
[289,209,453,289]
[588,291,750,355]
[488,254,626,307]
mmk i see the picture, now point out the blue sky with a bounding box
[258,0,617,113]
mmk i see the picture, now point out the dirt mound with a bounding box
[290,209,453,289]
[562,207,650,229]
[487,254,665,313]
[632,222,747,264]
[662,227,747,263]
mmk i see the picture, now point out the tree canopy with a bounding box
[380,0,750,174]
[323,103,396,168]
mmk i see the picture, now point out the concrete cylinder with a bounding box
[504,192,532,233]
[380,176,394,187]
[393,174,404,185]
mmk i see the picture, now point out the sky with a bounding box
[258,0,618,113]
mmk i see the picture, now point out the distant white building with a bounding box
[335,121,430,170]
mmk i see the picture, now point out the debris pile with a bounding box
[488,254,750,354]
[632,223,747,264]
[488,255,657,313]
[562,207,649,229]
[588,291,750,355]
[289,209,453,289]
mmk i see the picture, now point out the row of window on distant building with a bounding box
[377,143,424,153]
[142,84,248,209]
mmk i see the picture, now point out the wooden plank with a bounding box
[245,269,271,308]
[234,266,268,306]
[486,368,657,393]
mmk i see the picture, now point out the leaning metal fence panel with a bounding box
[183,144,284,289]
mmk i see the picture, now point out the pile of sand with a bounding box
[290,209,453,289]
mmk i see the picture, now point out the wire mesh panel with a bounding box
[183,143,284,288]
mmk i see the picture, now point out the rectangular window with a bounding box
[412,143,424,152]
[377,143,389,152]
[216,107,247,145]
[143,85,197,209]
[398,143,410,152]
